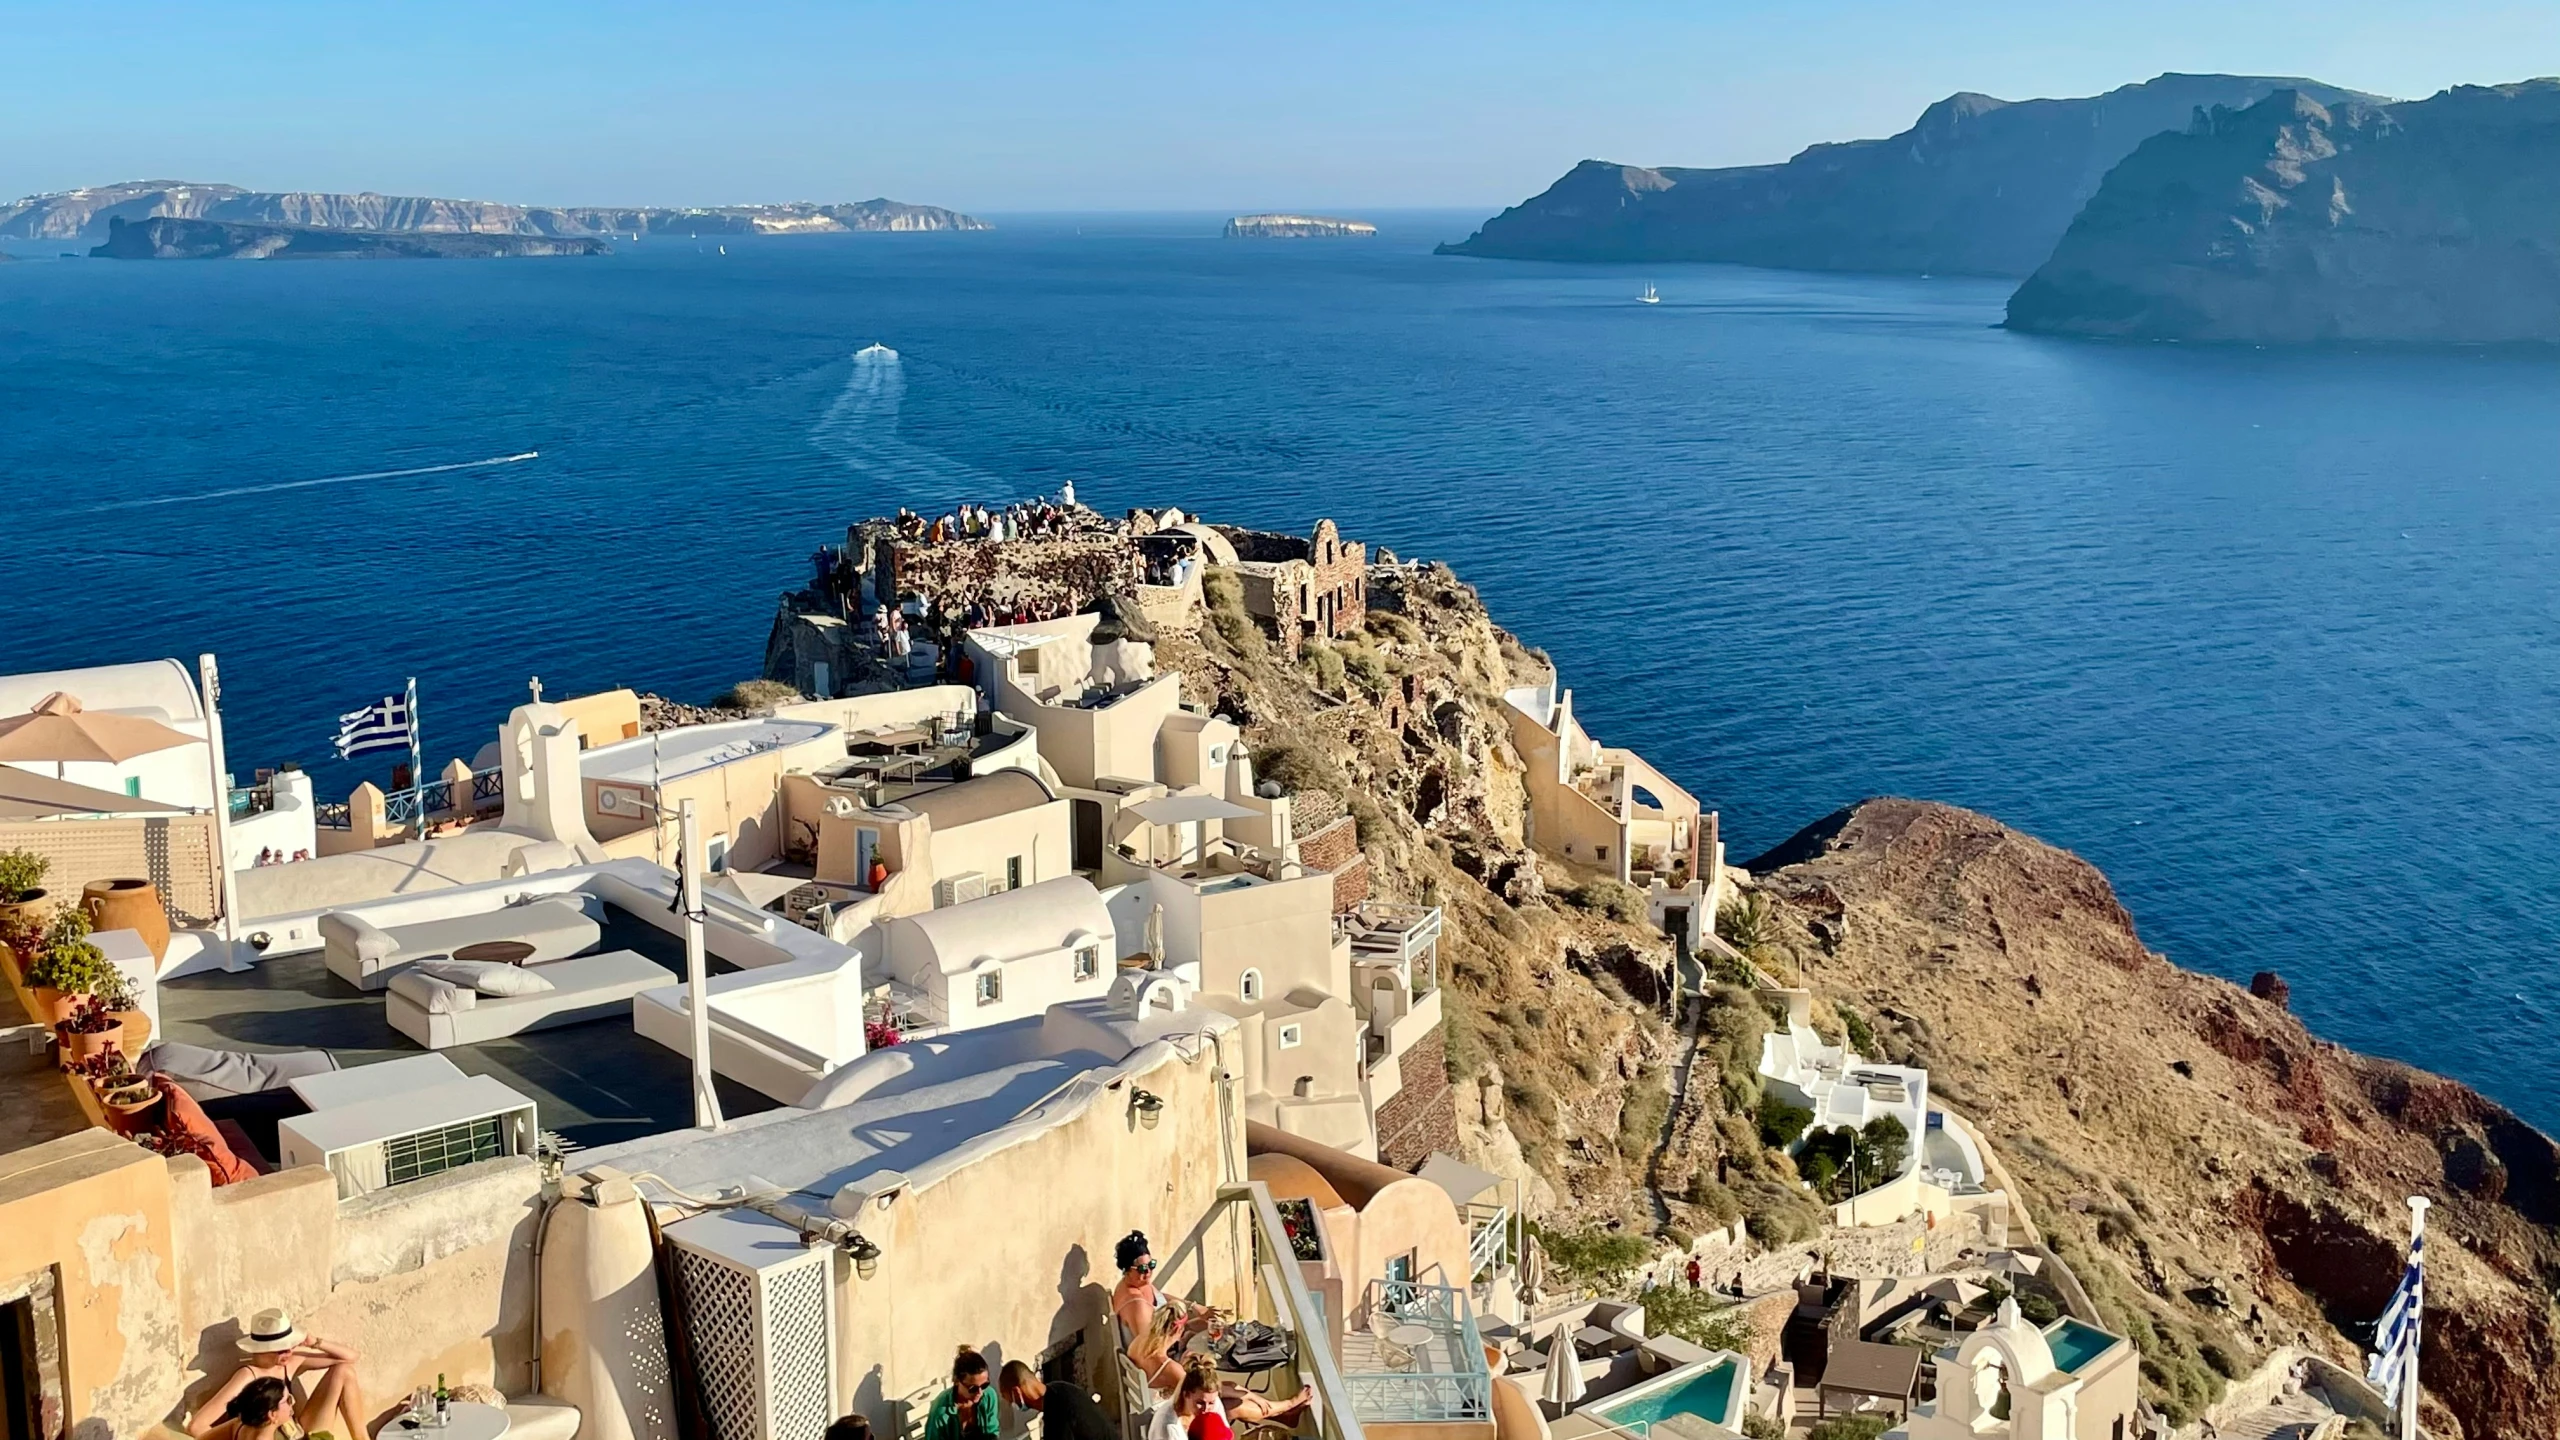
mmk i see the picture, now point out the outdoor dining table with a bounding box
[388,1400,510,1440]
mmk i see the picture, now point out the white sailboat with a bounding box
[1639,283,1661,305]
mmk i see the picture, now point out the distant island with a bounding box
[92,216,610,260]
[2007,81,2560,344]
[1225,213,1377,238]
[1436,73,2376,277]
[1,180,990,243]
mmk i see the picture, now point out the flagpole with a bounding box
[679,798,724,1132]
[2403,1195,2429,1438]
[404,676,422,834]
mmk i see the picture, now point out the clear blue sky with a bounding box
[5,0,2553,213]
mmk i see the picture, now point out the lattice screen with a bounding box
[0,815,221,924]
[673,1246,764,1440]
[764,1260,834,1440]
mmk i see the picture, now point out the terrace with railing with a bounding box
[1338,1278,1492,1425]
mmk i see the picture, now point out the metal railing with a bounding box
[382,781,454,827]
[1466,1202,1514,1279]
[1343,1279,1491,1424]
[1153,1183,1367,1440]
[471,767,506,808]
[314,801,351,830]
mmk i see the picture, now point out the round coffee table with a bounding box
[452,941,538,967]
[389,1400,510,1440]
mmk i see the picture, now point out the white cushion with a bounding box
[390,970,477,1014]
[417,960,555,997]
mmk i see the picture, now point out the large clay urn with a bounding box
[82,878,169,962]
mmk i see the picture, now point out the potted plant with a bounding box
[25,910,111,1028]
[55,996,126,1070]
[0,848,49,925]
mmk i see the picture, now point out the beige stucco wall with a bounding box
[556,690,644,749]
[1191,871,1343,1001]
[594,731,840,874]
[829,1044,1246,1427]
[0,1131,184,1440]
[926,803,1071,896]
[169,1155,540,1430]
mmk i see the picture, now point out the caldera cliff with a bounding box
[2007,80,2560,344]
[91,216,609,260]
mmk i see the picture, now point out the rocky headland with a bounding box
[1009,553,2553,1436]
[1224,213,1378,238]
[2006,80,2560,344]
[91,216,609,260]
[1437,73,2375,276]
[2,180,988,243]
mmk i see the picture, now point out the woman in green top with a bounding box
[923,1348,998,1440]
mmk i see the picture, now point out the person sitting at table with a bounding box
[1112,1233,1312,1424]
[188,1310,370,1440]
[1177,1360,1230,1440]
[923,1347,998,1440]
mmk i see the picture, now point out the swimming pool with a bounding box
[1584,1358,1742,1431]
[2046,1318,2121,1374]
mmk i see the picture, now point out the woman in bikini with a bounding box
[1109,1231,1313,1427]
[188,1310,369,1440]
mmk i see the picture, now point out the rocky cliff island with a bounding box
[1225,213,1377,238]
[3,180,988,242]
[2007,80,2560,344]
[92,216,609,260]
[1437,73,2373,276]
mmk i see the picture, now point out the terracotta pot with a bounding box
[1,887,54,926]
[29,985,80,1028]
[59,1022,125,1069]
[82,878,169,962]
[102,1083,162,1122]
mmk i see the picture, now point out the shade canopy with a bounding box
[1120,793,1258,826]
[1819,1338,1923,1403]
[1984,1250,2045,1277]
[1922,1277,1988,1308]
[0,692,198,765]
[1541,1332,1587,1408]
[0,768,187,820]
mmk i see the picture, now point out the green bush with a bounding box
[713,678,800,710]
[1565,879,1645,924]
[1443,1016,1488,1082]
[1716,892,1772,951]
[1683,1175,1744,1227]
[1758,1095,1814,1149]
[1836,1002,1877,1056]
[1531,1223,1650,1286]
[28,936,115,996]
[1857,1115,1910,1188]
[1740,1414,1786,1440]
[2019,1291,2060,1326]
[1339,642,1391,694]
[1618,1075,1672,1157]
[1636,1285,1754,1353]
[0,849,47,901]
[1807,1415,1891,1440]
[1303,641,1347,693]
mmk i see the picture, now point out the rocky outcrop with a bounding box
[2007,81,2560,344]
[1,180,988,242]
[1224,214,1377,238]
[90,217,608,260]
[1744,798,2560,1438]
[1437,73,2374,276]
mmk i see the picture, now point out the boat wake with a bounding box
[75,452,540,514]
[807,345,998,500]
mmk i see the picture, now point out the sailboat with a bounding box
[1638,283,1661,305]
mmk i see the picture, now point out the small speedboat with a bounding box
[855,342,899,361]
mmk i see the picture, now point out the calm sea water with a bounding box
[5,213,2556,1131]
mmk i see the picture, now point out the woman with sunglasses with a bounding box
[923,1348,998,1440]
[1113,1233,1313,1427]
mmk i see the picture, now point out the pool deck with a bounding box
[157,910,777,1152]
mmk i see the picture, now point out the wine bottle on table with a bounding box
[435,1374,450,1428]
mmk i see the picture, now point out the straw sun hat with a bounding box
[236,1308,304,1355]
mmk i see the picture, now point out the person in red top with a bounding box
[1179,1361,1230,1440]
[1686,1257,1702,1289]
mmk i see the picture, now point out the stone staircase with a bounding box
[2216,1393,2343,1440]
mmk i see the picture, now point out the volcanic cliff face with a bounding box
[91,216,609,260]
[1744,799,2560,1439]
[2006,81,2560,344]
[1437,73,2374,276]
[0,180,988,242]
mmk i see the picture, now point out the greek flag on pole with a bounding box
[2366,1224,2422,1405]
[334,694,414,759]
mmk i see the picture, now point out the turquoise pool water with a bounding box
[2046,1319,2119,1374]
[1587,1360,1740,1430]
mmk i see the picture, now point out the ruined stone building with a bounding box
[1216,519,1368,658]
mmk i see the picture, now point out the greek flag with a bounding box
[334,693,414,760]
[2366,1223,2422,1406]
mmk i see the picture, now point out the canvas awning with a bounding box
[1819,1338,1922,1405]
[0,768,187,820]
[1418,1152,1506,1209]
[1120,794,1258,826]
[0,692,198,765]
[1922,1277,1987,1309]
[1984,1250,2045,1277]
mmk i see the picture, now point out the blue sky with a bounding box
[3,0,2553,212]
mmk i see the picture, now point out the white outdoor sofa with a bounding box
[319,893,605,992]
[387,949,675,1050]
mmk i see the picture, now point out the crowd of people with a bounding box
[892,485,1084,547]
[866,1229,1315,1440]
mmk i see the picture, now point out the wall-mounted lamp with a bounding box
[845,1232,882,1280]
[1129,1087,1165,1131]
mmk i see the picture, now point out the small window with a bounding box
[1277,1023,1302,1050]
[976,971,1003,1006]
[1074,946,1101,981]
[1240,968,1263,1003]
[1595,845,1609,863]
[1006,855,1024,890]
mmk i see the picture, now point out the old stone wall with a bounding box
[1304,520,1367,641]
[1375,1028,1460,1170]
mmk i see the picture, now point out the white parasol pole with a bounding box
[680,799,724,1131]
[198,655,243,957]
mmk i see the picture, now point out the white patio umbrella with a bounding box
[1984,1250,2044,1278]
[1542,1331,1587,1409]
[1922,1277,1987,1309]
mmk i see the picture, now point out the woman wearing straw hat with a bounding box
[186,1308,372,1440]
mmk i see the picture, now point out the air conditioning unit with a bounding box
[277,1075,538,1201]
[666,1207,837,1440]
[934,871,988,908]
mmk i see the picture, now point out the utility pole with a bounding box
[680,799,724,1131]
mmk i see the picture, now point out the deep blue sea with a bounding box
[5,212,2555,1132]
